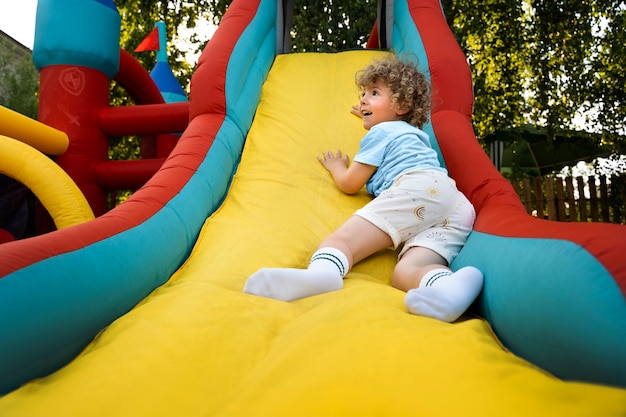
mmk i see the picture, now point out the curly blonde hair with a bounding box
[356,55,431,128]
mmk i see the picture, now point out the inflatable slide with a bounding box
[0,0,625,415]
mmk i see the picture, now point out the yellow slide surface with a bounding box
[2,51,624,416]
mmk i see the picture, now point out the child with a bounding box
[244,55,483,322]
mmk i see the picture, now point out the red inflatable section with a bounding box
[36,49,188,217]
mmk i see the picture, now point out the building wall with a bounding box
[0,29,38,118]
[0,30,31,64]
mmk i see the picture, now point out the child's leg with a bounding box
[244,216,392,302]
[394,247,483,322]
[243,247,347,302]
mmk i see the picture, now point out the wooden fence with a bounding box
[509,175,626,223]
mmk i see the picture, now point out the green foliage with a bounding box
[115,0,212,92]
[442,0,529,137]
[112,0,624,165]
[588,1,626,153]
[0,54,39,119]
[289,0,376,51]
[109,0,217,160]
[441,0,625,159]
[169,0,377,52]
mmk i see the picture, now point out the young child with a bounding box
[244,55,483,322]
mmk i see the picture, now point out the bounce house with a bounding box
[0,0,625,415]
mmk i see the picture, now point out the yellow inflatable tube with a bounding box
[0,106,68,156]
[0,135,94,230]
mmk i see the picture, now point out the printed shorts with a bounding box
[354,169,475,265]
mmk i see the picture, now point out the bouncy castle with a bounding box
[0,0,625,415]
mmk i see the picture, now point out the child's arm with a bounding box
[317,150,376,195]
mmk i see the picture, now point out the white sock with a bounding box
[243,247,348,302]
[404,266,483,322]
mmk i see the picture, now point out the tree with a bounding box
[115,0,213,91]
[109,0,214,162]
[441,0,625,160]
[441,0,529,137]
[289,0,376,52]
[0,54,39,119]
[108,0,625,178]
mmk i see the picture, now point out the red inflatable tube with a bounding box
[98,102,189,137]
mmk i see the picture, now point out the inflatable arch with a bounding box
[0,106,93,233]
[0,135,94,229]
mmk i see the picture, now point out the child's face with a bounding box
[357,81,408,130]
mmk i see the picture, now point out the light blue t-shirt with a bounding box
[353,120,447,196]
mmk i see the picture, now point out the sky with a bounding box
[0,0,214,64]
[0,1,38,49]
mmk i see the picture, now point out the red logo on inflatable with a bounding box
[59,68,85,97]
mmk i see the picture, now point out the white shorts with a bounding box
[354,169,475,265]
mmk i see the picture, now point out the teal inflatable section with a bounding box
[225,2,277,133]
[33,0,121,77]
[389,0,444,166]
[453,231,626,387]
[391,0,431,73]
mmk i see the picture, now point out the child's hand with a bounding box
[316,150,374,194]
[350,104,362,118]
[317,150,350,172]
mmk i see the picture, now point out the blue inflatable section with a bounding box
[388,0,446,167]
[150,62,187,103]
[33,0,121,77]
[94,0,116,10]
[453,231,626,386]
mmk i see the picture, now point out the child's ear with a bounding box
[396,106,410,116]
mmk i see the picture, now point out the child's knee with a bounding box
[392,263,416,291]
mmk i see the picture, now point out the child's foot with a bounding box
[404,266,483,322]
[243,268,343,302]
